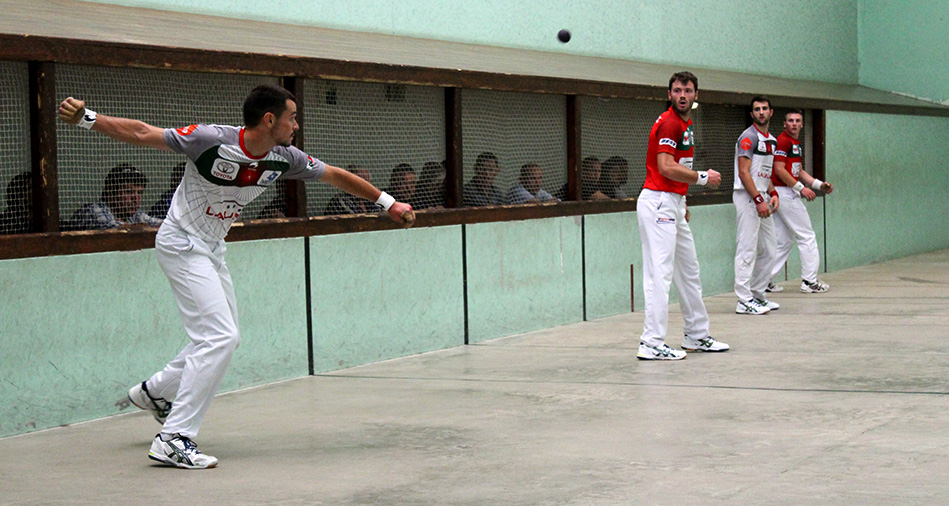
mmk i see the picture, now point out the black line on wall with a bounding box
[304,236,315,375]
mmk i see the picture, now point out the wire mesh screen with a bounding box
[461,89,566,206]
[0,61,32,235]
[691,102,749,194]
[302,80,445,216]
[580,96,667,200]
[56,65,278,229]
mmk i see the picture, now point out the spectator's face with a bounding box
[353,169,372,184]
[108,183,144,219]
[607,163,628,185]
[479,160,500,183]
[524,166,543,194]
[396,172,417,200]
[582,161,601,184]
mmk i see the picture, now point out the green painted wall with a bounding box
[0,238,308,437]
[466,217,584,343]
[583,212,637,319]
[81,0,859,84]
[309,227,464,372]
[858,0,949,104]
[824,112,949,269]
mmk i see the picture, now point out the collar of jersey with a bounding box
[239,128,268,160]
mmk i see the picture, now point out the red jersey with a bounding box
[771,130,803,186]
[645,107,694,195]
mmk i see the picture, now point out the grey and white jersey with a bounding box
[733,125,777,192]
[162,124,325,242]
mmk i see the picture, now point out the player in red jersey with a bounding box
[636,71,728,360]
[768,109,834,293]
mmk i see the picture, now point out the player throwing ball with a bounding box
[59,84,414,469]
[767,109,834,293]
[636,71,729,360]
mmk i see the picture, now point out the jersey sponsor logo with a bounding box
[205,200,243,221]
[176,124,198,136]
[211,159,239,181]
[791,162,802,176]
[791,144,802,156]
[257,170,280,186]
[775,149,787,157]
[656,217,676,225]
[757,140,770,153]
[659,138,677,148]
[740,137,753,151]
[679,156,693,170]
[680,127,694,148]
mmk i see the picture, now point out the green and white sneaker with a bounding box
[149,434,218,469]
[801,279,830,293]
[637,342,687,361]
[117,382,172,424]
[682,336,730,352]
[736,298,770,315]
[753,297,780,311]
[765,282,784,293]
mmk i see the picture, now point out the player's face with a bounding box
[784,113,803,138]
[271,99,299,147]
[668,80,697,116]
[751,101,773,128]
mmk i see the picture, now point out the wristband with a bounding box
[695,171,709,186]
[753,194,765,204]
[375,191,395,211]
[792,181,805,195]
[811,179,824,191]
[769,190,778,199]
[77,109,97,130]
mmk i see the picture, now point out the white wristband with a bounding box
[77,109,97,130]
[792,181,805,195]
[695,171,709,186]
[375,191,395,211]
[811,179,824,191]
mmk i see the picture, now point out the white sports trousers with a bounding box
[770,186,820,282]
[148,222,240,438]
[733,189,776,301]
[637,188,711,347]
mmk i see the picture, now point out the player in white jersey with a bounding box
[733,96,780,315]
[58,85,414,469]
[768,109,834,294]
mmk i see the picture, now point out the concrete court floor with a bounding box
[2,249,948,505]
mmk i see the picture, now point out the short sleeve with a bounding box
[654,118,682,155]
[280,147,326,181]
[774,136,791,163]
[736,130,758,159]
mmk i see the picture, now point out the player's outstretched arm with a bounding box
[320,165,415,227]
[58,97,171,152]
[797,170,833,195]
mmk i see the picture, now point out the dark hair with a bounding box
[602,156,628,171]
[785,108,804,118]
[474,152,499,171]
[243,84,295,127]
[669,71,698,91]
[102,163,147,200]
[389,163,415,187]
[6,172,32,207]
[750,95,772,109]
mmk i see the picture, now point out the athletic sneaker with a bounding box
[765,282,784,293]
[116,382,172,424]
[637,342,687,361]
[149,433,218,469]
[801,279,830,293]
[736,298,770,315]
[753,297,780,311]
[682,336,730,353]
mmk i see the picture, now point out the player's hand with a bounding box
[58,97,87,125]
[756,201,771,218]
[388,202,415,228]
[769,194,779,213]
[801,188,817,201]
[684,208,691,222]
[821,182,834,194]
[706,169,722,188]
